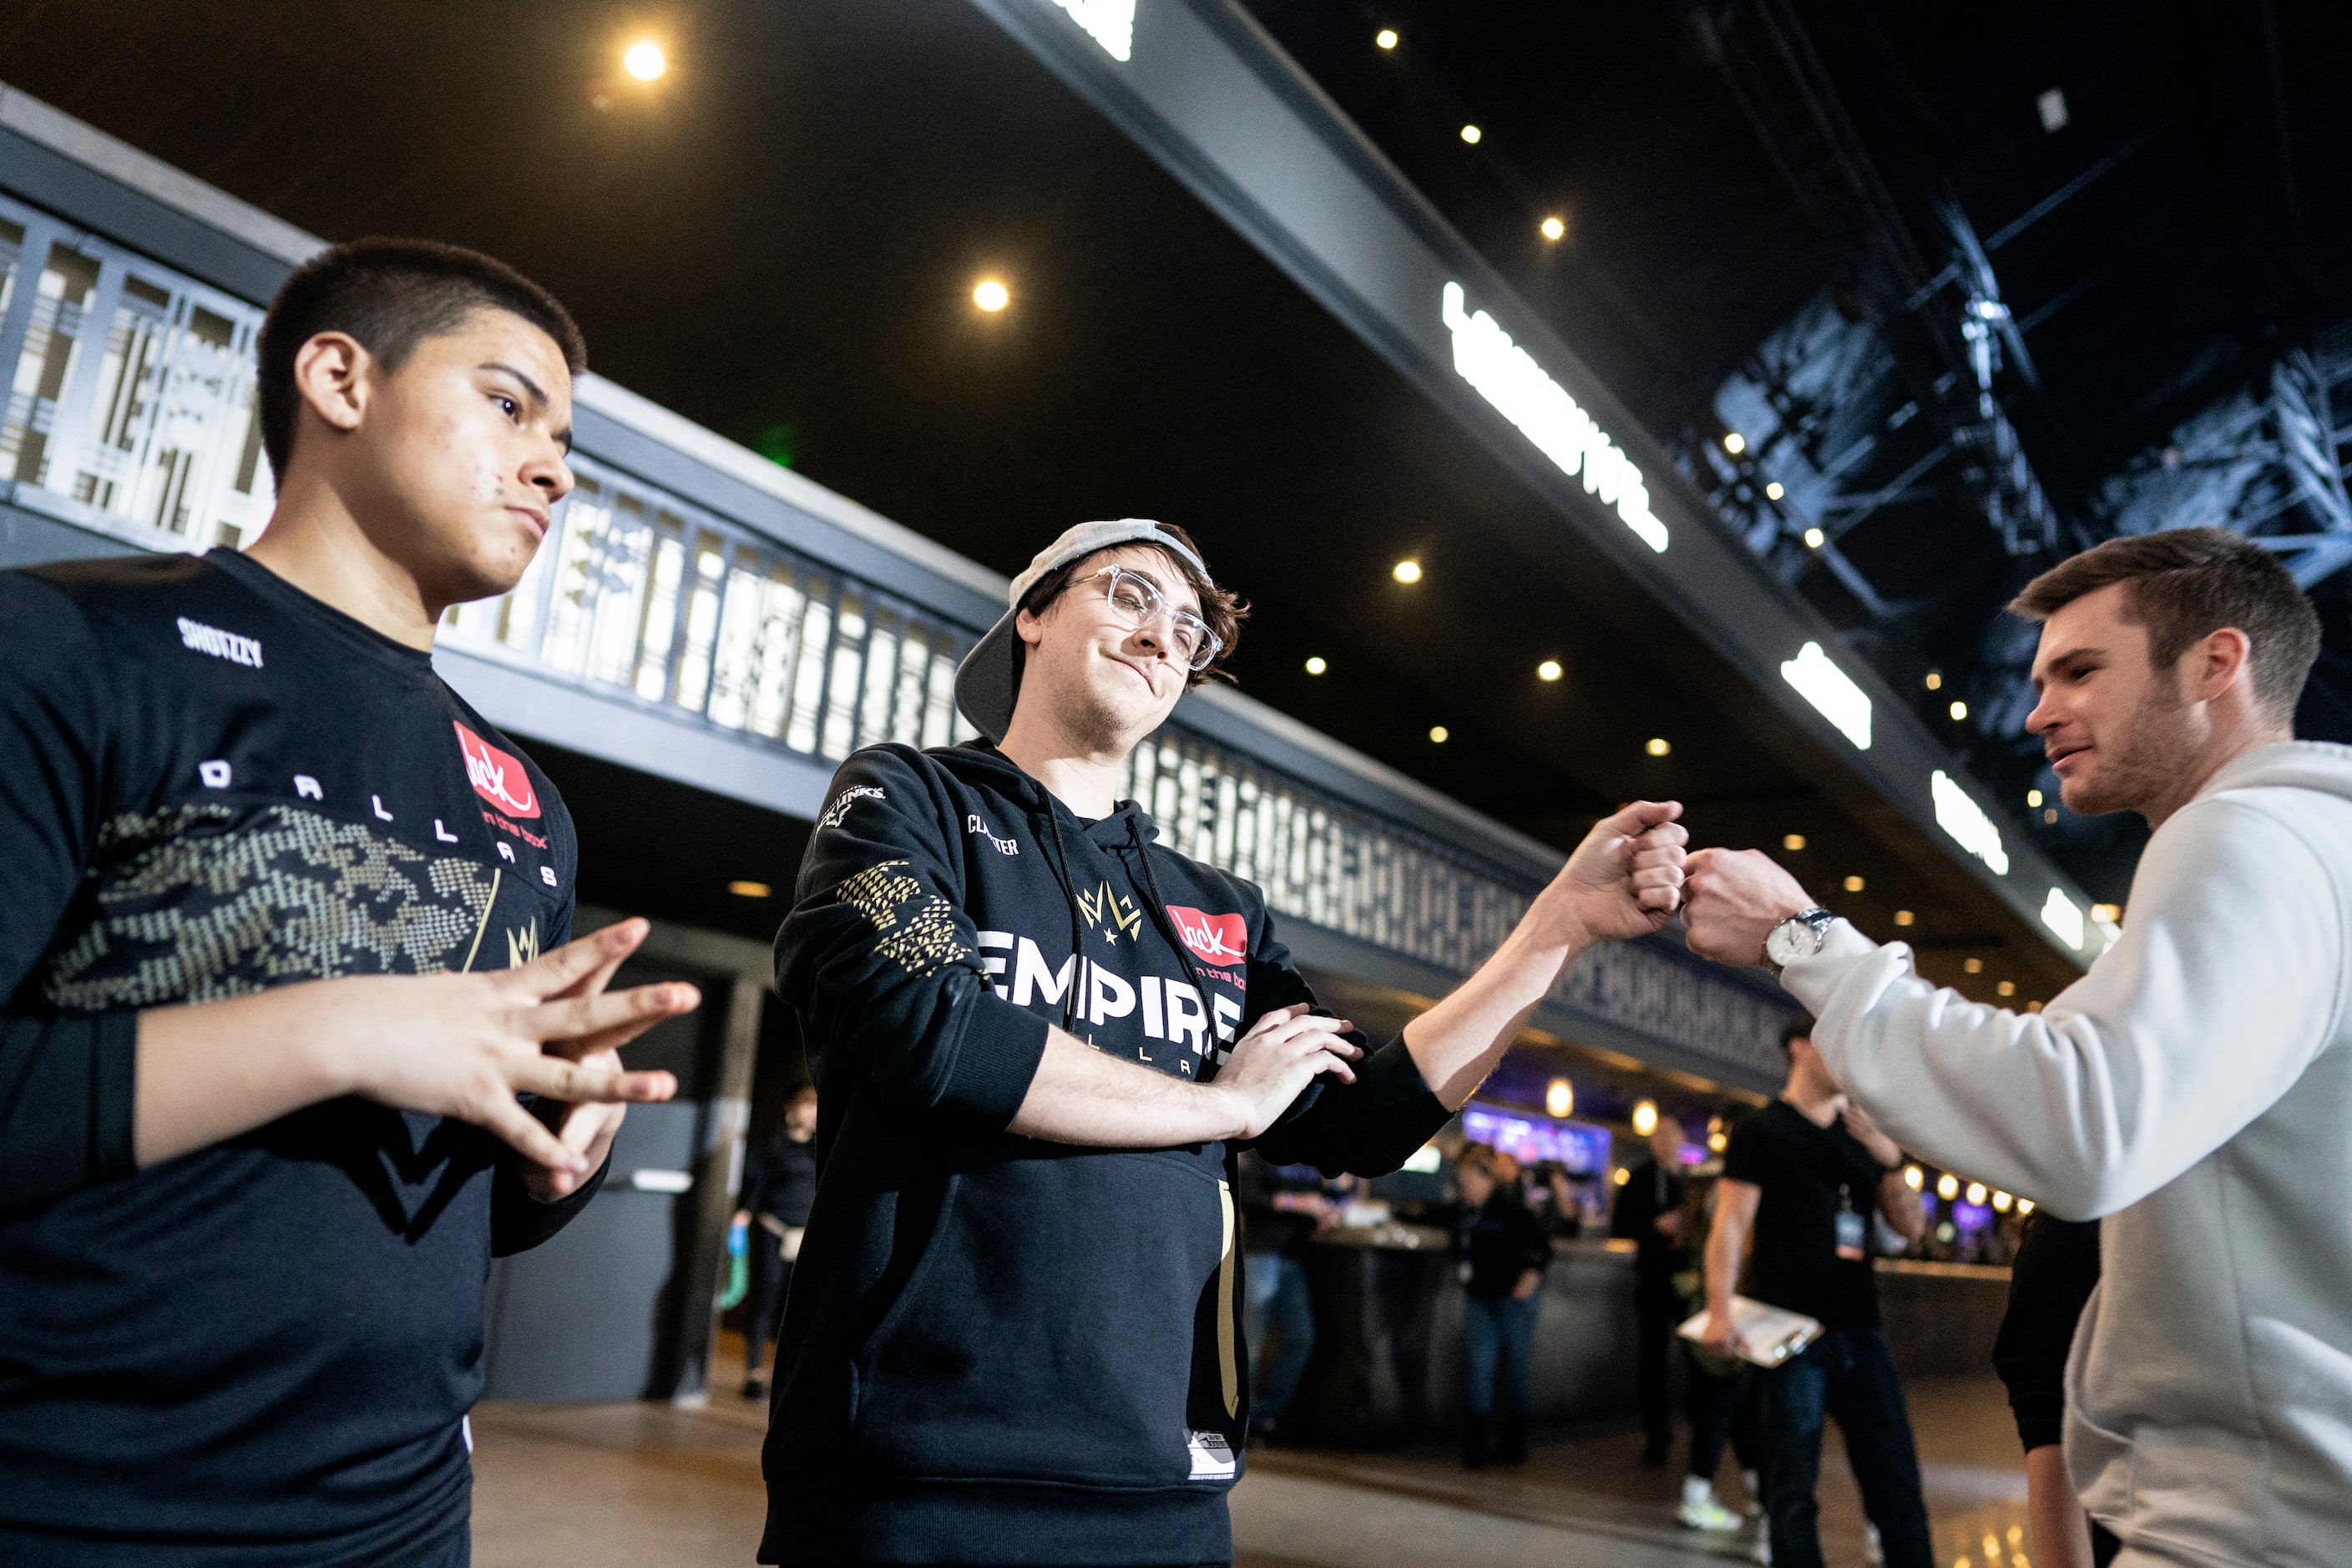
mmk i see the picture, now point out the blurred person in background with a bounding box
[1453,1144,1554,1469]
[1236,1150,1337,1444]
[736,1084,819,1400]
[1994,1214,2117,1568]
[1702,1015,1932,1568]
[1611,1111,1692,1468]
[1675,1114,1766,1535]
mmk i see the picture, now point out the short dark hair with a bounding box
[256,237,587,483]
[1019,521,1248,688]
[1779,1013,1816,1055]
[2009,528,2320,720]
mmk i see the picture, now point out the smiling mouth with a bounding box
[2047,743,2088,768]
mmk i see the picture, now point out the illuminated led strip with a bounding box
[1930,770,2009,877]
[1052,0,1134,60]
[1441,282,1667,553]
[2041,886,2086,950]
[1778,640,1872,750]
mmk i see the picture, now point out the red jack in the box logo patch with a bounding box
[1166,906,1247,964]
[454,722,540,818]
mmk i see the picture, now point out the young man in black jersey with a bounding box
[1703,1014,1930,1568]
[0,240,698,1566]
[763,518,1691,1565]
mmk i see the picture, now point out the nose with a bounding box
[524,440,574,508]
[2024,687,2059,737]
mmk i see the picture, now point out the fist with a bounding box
[1682,847,1813,967]
[1535,801,1689,948]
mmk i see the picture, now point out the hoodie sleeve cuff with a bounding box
[0,1009,139,1217]
[942,992,1054,1132]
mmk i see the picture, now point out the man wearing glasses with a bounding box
[759,519,1689,1565]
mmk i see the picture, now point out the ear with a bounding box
[2188,626,2253,706]
[1014,604,1049,650]
[291,331,372,443]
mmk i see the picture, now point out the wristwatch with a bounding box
[1764,907,1836,972]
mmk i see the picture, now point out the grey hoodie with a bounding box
[1783,741,2352,1567]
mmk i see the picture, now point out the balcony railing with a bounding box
[0,181,1788,1085]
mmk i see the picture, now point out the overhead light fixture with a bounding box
[1375,27,1399,49]
[1803,526,1824,548]
[2018,1198,2036,1215]
[1645,736,1671,757]
[1783,832,1806,851]
[1933,770,2009,874]
[1936,1172,1960,1201]
[1903,1165,1924,1191]
[1631,1100,1658,1137]
[973,278,1010,312]
[2091,903,2121,923]
[1966,1181,1990,1206]
[2041,886,2086,949]
[1442,282,1666,551]
[2037,87,2069,133]
[1722,432,1746,455]
[2026,788,2043,807]
[2045,808,2060,823]
[1765,481,1785,500]
[1925,671,1943,690]
[1707,1130,1727,1152]
[1545,1078,1574,1118]
[1992,1190,2014,1212]
[1894,909,1915,927]
[1536,659,1563,681]
[1304,655,1327,675]
[1614,1166,1631,1186]
[1949,700,1969,721]
[1540,215,1565,241]
[1392,558,1422,584]
[728,879,772,898]
[1843,875,1864,893]
[1459,124,1483,144]
[1050,0,1135,61]
[1429,725,1449,743]
[623,40,667,80]
[1964,957,1984,974]
[1780,640,1873,750]
[1997,980,2017,997]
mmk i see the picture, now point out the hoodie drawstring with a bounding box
[1128,814,1227,1080]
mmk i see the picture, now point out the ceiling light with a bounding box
[1392,559,1422,584]
[1925,671,1943,690]
[1631,1100,1658,1137]
[2092,903,2121,923]
[1903,1165,1924,1191]
[1997,980,2016,997]
[1375,27,1399,48]
[1537,659,1563,681]
[2037,87,2070,133]
[1948,699,1969,721]
[2044,807,2060,823]
[1966,1181,1990,1206]
[728,879,772,898]
[2018,1198,2036,1215]
[623,40,667,80]
[1540,215,1565,241]
[2041,886,2086,949]
[1429,725,1449,743]
[1459,124,1483,144]
[1993,1190,2013,1212]
[1781,640,1873,750]
[1765,481,1784,500]
[973,278,1010,311]
[1304,655,1327,675]
[1933,769,2010,875]
[1723,432,1747,455]
[1707,1130,1727,1152]
[1937,1172,1960,1201]
[1645,736,1671,757]
[1894,909,1915,926]
[2027,999,2044,1012]
[1843,875,1864,893]
[1783,832,1806,851]
[1545,1077,1574,1118]
[1964,957,1983,974]
[1803,526,1824,549]
[1614,1166,1630,1186]
[2026,788,2042,807]
[1053,0,1135,60]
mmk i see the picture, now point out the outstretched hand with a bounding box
[1533,800,1688,948]
[1682,847,1815,967]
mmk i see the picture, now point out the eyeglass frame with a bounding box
[1060,565,1224,672]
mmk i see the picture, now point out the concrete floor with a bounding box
[470,1369,2030,1568]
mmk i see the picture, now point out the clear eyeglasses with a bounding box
[1078,566,1223,671]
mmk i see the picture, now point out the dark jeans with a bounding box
[1761,1327,1933,1568]
[744,1245,796,1377]
[1242,1252,1316,1430]
[1634,1273,1679,1454]
[1686,1354,1762,1482]
[1461,1293,1539,1416]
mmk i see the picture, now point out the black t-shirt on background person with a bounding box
[1721,1098,1887,1330]
[1609,1153,1689,1282]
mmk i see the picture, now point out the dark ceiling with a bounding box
[8,0,2340,1006]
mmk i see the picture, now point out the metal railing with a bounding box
[0,187,1787,1083]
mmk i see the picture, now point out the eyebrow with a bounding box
[481,362,573,453]
[1120,564,1203,618]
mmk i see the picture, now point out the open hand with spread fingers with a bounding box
[1681,846,1817,967]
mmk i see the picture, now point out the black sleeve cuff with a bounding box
[1251,1035,1452,1176]
[491,1149,612,1257]
[938,991,1053,1131]
[0,1009,139,1217]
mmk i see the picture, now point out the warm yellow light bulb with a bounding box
[1783,832,1806,852]
[973,279,1010,311]
[1304,655,1327,675]
[623,41,666,80]
[1631,1100,1658,1137]
[1843,874,1864,893]
[1540,215,1565,241]
[1723,432,1747,454]
[1428,726,1449,744]
[1903,1165,1924,1190]
[1937,1172,1960,1200]
[1646,736,1671,757]
[1392,559,1422,584]
[1765,481,1785,500]
[1949,699,1969,721]
[1803,526,1825,548]
[1545,1078,1573,1118]
[1375,28,1399,49]
[1894,909,1915,926]
[1925,670,1942,690]
[1536,659,1562,682]
[1459,124,1483,144]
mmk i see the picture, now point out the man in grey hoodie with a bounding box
[1683,527,2349,1567]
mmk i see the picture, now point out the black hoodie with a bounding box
[760,741,1450,1565]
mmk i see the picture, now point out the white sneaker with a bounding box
[1678,1475,1743,1532]
[1863,1520,1884,1565]
[1749,1530,1773,1565]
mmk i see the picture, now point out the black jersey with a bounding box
[0,548,598,1564]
